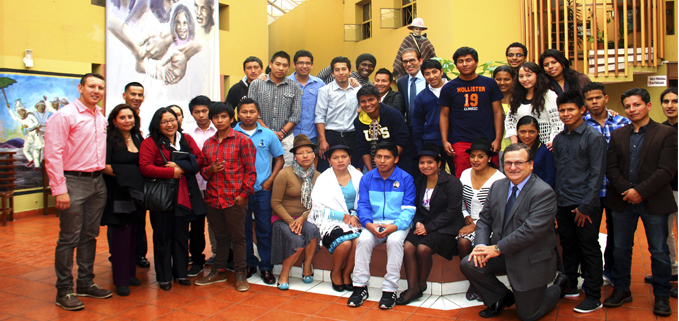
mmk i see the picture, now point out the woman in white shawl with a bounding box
[309,141,362,292]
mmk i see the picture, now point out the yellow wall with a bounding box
[0,0,267,213]
[219,0,268,95]
[269,0,523,75]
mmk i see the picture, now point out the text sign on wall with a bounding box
[648,76,667,87]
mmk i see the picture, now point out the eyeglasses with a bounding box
[295,151,314,156]
[403,58,419,65]
[296,61,312,66]
[507,53,525,58]
[160,119,177,126]
[504,161,528,168]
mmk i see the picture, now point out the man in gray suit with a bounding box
[461,143,568,320]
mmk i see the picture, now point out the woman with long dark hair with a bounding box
[516,116,556,187]
[505,62,562,148]
[539,49,591,95]
[139,107,206,291]
[493,65,516,152]
[102,104,145,296]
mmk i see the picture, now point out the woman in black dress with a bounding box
[101,104,145,296]
[396,143,465,305]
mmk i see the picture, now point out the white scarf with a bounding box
[309,165,363,237]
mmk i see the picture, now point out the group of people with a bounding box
[44,39,678,321]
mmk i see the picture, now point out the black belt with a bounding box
[64,171,102,178]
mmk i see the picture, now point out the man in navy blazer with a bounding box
[461,143,568,320]
[396,48,426,125]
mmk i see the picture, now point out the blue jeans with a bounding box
[612,203,672,297]
[245,189,273,271]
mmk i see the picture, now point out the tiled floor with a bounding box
[0,214,676,320]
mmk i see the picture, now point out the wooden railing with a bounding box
[522,0,667,79]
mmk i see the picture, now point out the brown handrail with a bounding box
[614,0,619,77]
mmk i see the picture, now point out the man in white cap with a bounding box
[392,18,437,80]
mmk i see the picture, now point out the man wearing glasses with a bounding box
[461,143,568,320]
[288,50,325,157]
[396,48,426,126]
[505,42,528,72]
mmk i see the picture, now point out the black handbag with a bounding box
[144,142,177,212]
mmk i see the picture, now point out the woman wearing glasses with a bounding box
[457,136,505,301]
[139,107,206,291]
[270,135,321,290]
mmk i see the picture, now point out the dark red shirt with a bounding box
[200,129,256,209]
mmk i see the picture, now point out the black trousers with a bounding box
[109,223,138,286]
[149,211,190,282]
[556,206,604,299]
[188,215,206,265]
[135,213,148,258]
[460,254,561,321]
[317,130,362,172]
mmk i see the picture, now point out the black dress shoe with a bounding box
[246,266,257,279]
[653,296,672,316]
[158,282,172,291]
[261,270,276,285]
[553,273,570,298]
[344,283,353,291]
[479,292,515,318]
[603,289,632,307]
[136,257,150,268]
[116,285,130,296]
[129,276,141,286]
[176,279,191,286]
[395,289,423,305]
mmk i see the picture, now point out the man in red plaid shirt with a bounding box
[195,102,256,292]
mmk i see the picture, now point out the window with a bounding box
[380,8,401,29]
[402,0,417,27]
[667,1,675,35]
[91,0,105,7]
[219,4,229,32]
[362,2,372,40]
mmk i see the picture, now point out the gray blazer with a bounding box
[475,174,558,292]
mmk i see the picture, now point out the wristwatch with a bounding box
[494,244,501,254]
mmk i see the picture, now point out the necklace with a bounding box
[123,135,131,141]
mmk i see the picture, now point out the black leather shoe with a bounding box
[553,273,570,298]
[158,282,172,291]
[246,266,257,279]
[116,285,130,296]
[330,270,344,292]
[653,296,672,316]
[603,289,632,307]
[176,279,191,286]
[136,257,150,268]
[395,289,423,305]
[261,270,276,285]
[344,283,353,291]
[479,292,515,318]
[129,276,141,286]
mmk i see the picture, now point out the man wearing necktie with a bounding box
[396,48,426,125]
[460,143,568,320]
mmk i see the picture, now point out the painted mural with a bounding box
[0,73,80,190]
[105,0,220,131]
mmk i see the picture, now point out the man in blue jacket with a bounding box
[347,141,416,310]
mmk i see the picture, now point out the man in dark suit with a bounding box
[603,88,678,316]
[461,143,568,320]
[396,48,425,125]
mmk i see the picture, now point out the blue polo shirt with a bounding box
[234,122,285,192]
[288,72,326,139]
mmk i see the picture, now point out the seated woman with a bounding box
[102,104,145,296]
[139,107,206,291]
[271,135,321,290]
[309,140,362,292]
[516,116,555,187]
[396,143,465,305]
[457,136,505,301]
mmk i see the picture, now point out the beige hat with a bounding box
[407,18,427,30]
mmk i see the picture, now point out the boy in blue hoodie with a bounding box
[347,141,416,309]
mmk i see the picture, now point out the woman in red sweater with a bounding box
[139,107,206,291]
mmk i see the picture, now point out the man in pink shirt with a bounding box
[45,73,113,311]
